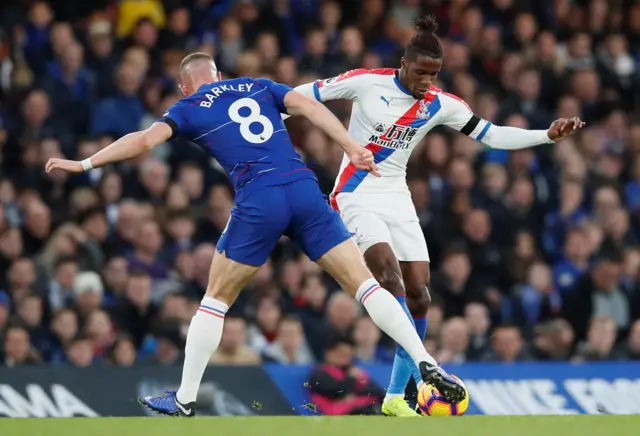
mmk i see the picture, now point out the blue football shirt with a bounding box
[160,77,316,201]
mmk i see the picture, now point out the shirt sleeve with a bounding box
[440,92,553,149]
[304,69,368,102]
[158,100,189,139]
[254,78,293,114]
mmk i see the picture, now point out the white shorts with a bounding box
[334,192,430,262]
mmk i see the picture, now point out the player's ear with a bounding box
[178,83,188,96]
[217,71,222,81]
[400,57,407,69]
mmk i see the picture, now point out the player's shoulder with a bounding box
[429,85,472,111]
[324,68,396,85]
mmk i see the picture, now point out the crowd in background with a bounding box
[0,0,640,369]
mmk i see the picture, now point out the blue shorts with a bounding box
[217,179,352,266]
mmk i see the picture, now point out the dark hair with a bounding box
[325,332,354,351]
[405,15,443,60]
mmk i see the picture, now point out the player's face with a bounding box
[400,55,442,99]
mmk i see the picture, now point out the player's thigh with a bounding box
[217,186,290,268]
[206,250,260,305]
[285,179,354,261]
[315,238,373,296]
[337,196,394,255]
[362,242,405,297]
[389,219,430,263]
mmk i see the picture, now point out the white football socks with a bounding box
[356,278,438,368]
[176,296,228,404]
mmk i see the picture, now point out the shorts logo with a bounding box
[350,227,364,245]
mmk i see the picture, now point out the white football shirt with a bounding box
[293,69,494,207]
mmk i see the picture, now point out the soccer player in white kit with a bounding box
[289,15,584,417]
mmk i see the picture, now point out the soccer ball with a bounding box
[416,375,469,416]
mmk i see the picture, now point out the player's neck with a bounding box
[396,69,411,94]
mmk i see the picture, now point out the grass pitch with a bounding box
[1,415,637,436]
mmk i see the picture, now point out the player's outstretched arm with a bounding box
[479,116,585,149]
[283,90,380,176]
[45,122,173,174]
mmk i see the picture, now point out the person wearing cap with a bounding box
[73,270,104,317]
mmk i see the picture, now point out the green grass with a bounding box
[0,416,638,436]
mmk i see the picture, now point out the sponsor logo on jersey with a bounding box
[368,123,417,149]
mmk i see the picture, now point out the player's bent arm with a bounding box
[85,122,173,169]
[283,90,361,155]
[280,83,315,121]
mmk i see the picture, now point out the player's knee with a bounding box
[374,269,405,297]
[406,285,431,317]
[405,267,431,316]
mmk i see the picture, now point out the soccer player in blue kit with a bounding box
[46,53,465,416]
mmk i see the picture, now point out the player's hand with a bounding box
[547,117,585,142]
[45,158,84,174]
[348,147,381,177]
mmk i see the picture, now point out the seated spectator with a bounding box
[308,334,385,416]
[464,302,491,361]
[47,256,79,312]
[148,321,184,366]
[1,324,41,366]
[73,271,104,318]
[565,253,630,341]
[529,319,575,361]
[49,309,79,363]
[615,319,640,360]
[210,315,260,365]
[109,335,137,367]
[553,229,590,295]
[84,309,117,358]
[434,317,469,364]
[14,294,52,358]
[0,291,10,332]
[353,316,393,364]
[247,296,281,354]
[511,261,562,332]
[65,336,97,367]
[326,292,359,337]
[110,270,156,348]
[262,315,314,364]
[572,317,619,362]
[483,325,531,362]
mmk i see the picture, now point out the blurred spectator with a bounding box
[307,334,384,415]
[572,317,618,362]
[2,324,41,366]
[565,254,630,341]
[434,317,469,364]
[529,318,575,361]
[110,270,155,347]
[483,325,531,363]
[247,297,281,354]
[110,335,137,367]
[210,315,260,365]
[616,320,640,360]
[464,302,491,360]
[262,315,314,364]
[353,316,393,364]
